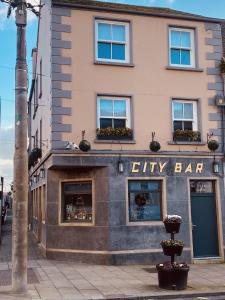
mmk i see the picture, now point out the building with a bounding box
[28,0,225,264]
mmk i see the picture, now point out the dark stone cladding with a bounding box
[205,22,224,150]
[42,152,225,264]
[51,6,72,150]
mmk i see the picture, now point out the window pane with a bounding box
[98,23,111,40]
[114,119,126,128]
[63,182,92,223]
[114,100,126,117]
[181,50,190,65]
[170,49,180,65]
[171,30,181,47]
[98,42,111,59]
[112,44,125,60]
[112,25,125,42]
[100,118,113,128]
[183,121,193,130]
[128,180,161,222]
[181,31,191,48]
[184,103,193,119]
[174,121,183,131]
[173,102,183,119]
[100,99,113,116]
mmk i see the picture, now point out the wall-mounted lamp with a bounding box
[40,168,45,179]
[118,154,124,173]
[33,175,38,183]
[213,157,219,174]
[215,94,225,106]
[29,178,33,186]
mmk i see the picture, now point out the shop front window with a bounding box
[62,181,93,223]
[128,180,162,222]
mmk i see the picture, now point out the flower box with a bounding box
[96,127,133,140]
[173,130,201,142]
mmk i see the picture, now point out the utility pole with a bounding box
[12,0,28,293]
[0,0,40,293]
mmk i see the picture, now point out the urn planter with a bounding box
[156,264,189,290]
[161,244,183,256]
[164,222,181,234]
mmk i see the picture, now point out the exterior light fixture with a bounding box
[215,94,225,106]
[118,153,124,173]
[29,178,33,186]
[213,157,219,174]
[40,168,45,179]
[33,175,38,183]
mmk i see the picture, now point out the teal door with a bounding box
[191,192,219,258]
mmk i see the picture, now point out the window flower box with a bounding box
[173,130,201,142]
[96,127,133,140]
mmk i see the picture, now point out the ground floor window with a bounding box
[128,180,162,222]
[62,181,93,223]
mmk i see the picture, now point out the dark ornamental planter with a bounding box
[164,222,181,234]
[156,265,189,290]
[149,141,161,152]
[162,244,183,256]
[28,147,42,169]
[79,140,91,152]
[97,134,133,141]
[208,140,219,152]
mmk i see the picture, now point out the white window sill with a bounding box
[94,60,135,67]
[166,66,204,72]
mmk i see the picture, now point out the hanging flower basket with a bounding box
[79,140,91,152]
[149,141,161,152]
[207,140,219,152]
[28,148,42,168]
[161,240,184,256]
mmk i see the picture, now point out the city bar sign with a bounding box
[131,161,204,174]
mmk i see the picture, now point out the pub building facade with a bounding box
[28,0,225,264]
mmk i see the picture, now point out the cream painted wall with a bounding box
[30,0,52,155]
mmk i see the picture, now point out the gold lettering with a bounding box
[150,162,157,172]
[175,163,182,173]
[131,162,140,173]
[143,162,147,173]
[159,162,167,173]
[196,163,203,173]
[185,163,192,173]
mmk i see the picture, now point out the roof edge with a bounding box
[52,0,223,24]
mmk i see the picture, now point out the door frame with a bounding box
[187,177,224,263]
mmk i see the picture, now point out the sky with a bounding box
[0,0,225,191]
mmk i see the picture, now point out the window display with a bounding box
[128,180,162,222]
[62,181,92,223]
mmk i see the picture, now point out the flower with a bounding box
[156,261,188,270]
[164,215,182,223]
[161,239,184,247]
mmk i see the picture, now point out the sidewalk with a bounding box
[1,217,225,300]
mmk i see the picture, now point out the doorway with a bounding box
[190,180,219,258]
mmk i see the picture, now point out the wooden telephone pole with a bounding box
[0,0,40,293]
[12,0,28,292]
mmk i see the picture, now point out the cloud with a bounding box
[0,127,14,191]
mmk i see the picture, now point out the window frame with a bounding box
[126,177,166,226]
[97,95,131,130]
[95,19,130,64]
[59,179,95,226]
[172,99,198,132]
[169,27,195,68]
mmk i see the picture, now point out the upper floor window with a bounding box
[169,27,195,68]
[172,100,200,142]
[95,20,130,63]
[96,96,132,140]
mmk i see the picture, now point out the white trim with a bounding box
[125,177,167,226]
[169,27,195,68]
[172,99,198,131]
[95,19,130,63]
[97,95,131,129]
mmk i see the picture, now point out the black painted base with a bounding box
[156,267,189,290]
